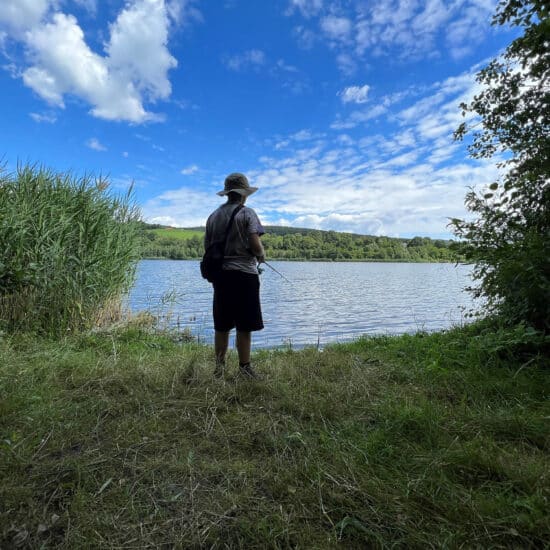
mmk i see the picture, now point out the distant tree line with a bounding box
[139,223,460,262]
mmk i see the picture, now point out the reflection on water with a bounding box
[128,260,478,348]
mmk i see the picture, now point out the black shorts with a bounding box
[213,270,264,332]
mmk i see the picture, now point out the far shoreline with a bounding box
[141,256,466,264]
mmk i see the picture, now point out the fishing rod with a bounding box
[259,260,292,283]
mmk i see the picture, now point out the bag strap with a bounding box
[221,204,243,255]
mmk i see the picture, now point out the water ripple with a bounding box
[128,260,478,348]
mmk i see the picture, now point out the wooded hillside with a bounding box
[140,223,460,262]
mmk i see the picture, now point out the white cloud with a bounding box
[331,68,479,133]
[221,51,307,93]
[29,111,57,123]
[291,213,385,235]
[244,147,499,237]
[335,134,354,146]
[86,137,107,151]
[445,3,494,59]
[331,104,387,129]
[148,215,179,226]
[276,59,299,73]
[293,25,316,49]
[0,0,52,34]
[272,128,325,150]
[292,129,320,141]
[143,123,499,234]
[23,13,110,108]
[106,0,177,101]
[395,71,483,145]
[224,49,266,71]
[275,139,290,150]
[1,0,185,123]
[166,0,202,26]
[335,53,356,76]
[142,186,218,227]
[339,84,370,104]
[288,0,498,66]
[271,58,309,94]
[384,151,419,167]
[181,164,199,175]
[320,15,351,42]
[110,175,144,190]
[73,0,97,15]
[354,0,491,59]
[173,98,199,110]
[285,0,323,18]
[386,128,417,150]
[380,88,421,108]
[233,66,498,237]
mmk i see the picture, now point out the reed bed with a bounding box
[0,164,141,335]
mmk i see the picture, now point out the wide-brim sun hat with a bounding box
[217,172,258,196]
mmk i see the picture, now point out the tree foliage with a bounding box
[139,224,459,263]
[452,0,549,332]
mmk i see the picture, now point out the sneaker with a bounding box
[239,362,262,380]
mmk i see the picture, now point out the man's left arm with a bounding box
[204,215,211,250]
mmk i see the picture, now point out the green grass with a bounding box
[150,228,204,240]
[1,324,548,548]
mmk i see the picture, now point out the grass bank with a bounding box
[1,323,548,548]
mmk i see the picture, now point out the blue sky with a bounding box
[0,0,516,238]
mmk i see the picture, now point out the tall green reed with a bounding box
[0,163,141,334]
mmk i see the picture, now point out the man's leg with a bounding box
[234,272,263,379]
[236,330,251,365]
[236,331,261,379]
[214,330,229,375]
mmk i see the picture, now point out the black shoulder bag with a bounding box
[200,205,243,283]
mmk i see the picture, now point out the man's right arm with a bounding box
[249,232,265,264]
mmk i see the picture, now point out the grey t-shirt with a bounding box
[204,203,265,275]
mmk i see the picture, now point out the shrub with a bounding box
[0,164,141,334]
[452,0,549,333]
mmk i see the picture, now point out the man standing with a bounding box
[204,173,266,378]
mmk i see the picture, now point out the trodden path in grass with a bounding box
[1,324,549,548]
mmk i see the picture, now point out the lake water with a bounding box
[128,260,478,348]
